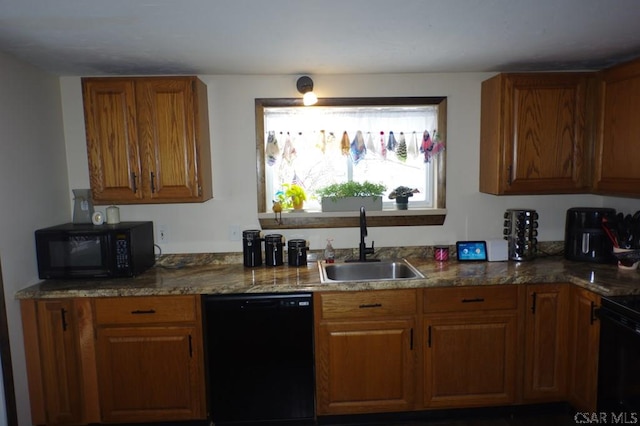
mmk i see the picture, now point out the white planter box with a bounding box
[321,196,383,212]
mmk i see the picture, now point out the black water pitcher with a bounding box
[242,230,263,267]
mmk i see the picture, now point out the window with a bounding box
[256,97,447,229]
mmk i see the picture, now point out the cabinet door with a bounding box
[568,286,601,412]
[523,284,570,401]
[480,73,592,195]
[594,58,640,196]
[96,326,205,423]
[424,313,517,408]
[136,78,211,202]
[82,78,143,203]
[23,300,83,425]
[316,319,416,415]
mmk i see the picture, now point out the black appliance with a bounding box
[203,293,315,424]
[565,207,617,263]
[598,295,640,412]
[35,221,155,279]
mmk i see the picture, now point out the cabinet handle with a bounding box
[150,171,156,193]
[60,308,68,331]
[188,335,193,358]
[590,302,598,325]
[410,328,414,350]
[427,325,432,348]
[358,303,382,309]
[461,298,484,303]
[531,292,537,314]
[131,309,156,315]
[131,172,138,193]
[507,165,513,185]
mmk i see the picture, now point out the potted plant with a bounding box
[388,186,419,210]
[276,183,307,211]
[316,181,386,212]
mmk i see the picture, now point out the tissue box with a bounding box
[486,239,509,261]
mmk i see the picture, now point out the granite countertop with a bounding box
[15,254,640,299]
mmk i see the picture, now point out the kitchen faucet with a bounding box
[347,206,380,262]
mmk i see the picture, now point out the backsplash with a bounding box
[156,241,565,268]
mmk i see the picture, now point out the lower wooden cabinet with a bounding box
[314,290,418,415]
[423,286,519,408]
[522,283,570,402]
[21,295,205,425]
[568,286,601,412]
[93,296,206,423]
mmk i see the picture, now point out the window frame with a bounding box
[255,97,447,229]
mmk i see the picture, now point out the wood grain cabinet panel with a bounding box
[480,73,594,195]
[568,286,601,412]
[522,283,570,402]
[594,57,640,196]
[314,290,417,415]
[94,295,206,423]
[82,76,212,204]
[21,299,99,425]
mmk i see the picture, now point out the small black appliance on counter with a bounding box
[564,207,616,263]
[35,221,155,279]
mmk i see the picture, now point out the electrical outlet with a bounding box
[158,225,169,243]
[229,225,240,241]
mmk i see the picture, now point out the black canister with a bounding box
[242,230,263,267]
[288,239,309,267]
[265,234,284,267]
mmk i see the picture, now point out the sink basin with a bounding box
[318,259,424,283]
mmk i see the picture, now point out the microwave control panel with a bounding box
[115,237,130,270]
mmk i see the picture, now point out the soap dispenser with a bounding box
[324,239,335,263]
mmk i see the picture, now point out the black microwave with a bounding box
[35,221,155,279]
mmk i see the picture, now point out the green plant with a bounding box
[277,184,306,209]
[388,186,419,200]
[316,181,386,201]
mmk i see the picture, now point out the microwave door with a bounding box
[45,234,111,278]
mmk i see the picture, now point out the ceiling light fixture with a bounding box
[296,76,318,106]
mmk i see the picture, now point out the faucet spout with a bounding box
[348,206,379,262]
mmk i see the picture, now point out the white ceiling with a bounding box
[0,0,639,76]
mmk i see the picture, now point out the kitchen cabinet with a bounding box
[93,295,206,423]
[593,57,640,196]
[522,283,570,402]
[568,286,601,412]
[314,289,418,415]
[82,76,212,204]
[20,299,99,425]
[479,72,594,195]
[423,286,519,408]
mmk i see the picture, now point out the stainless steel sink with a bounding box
[318,259,424,283]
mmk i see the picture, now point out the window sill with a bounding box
[258,208,447,229]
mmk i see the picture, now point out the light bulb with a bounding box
[303,91,317,106]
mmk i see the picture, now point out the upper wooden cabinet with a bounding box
[594,57,640,196]
[480,73,594,195]
[82,77,212,204]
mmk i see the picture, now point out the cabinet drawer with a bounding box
[318,289,417,320]
[94,295,197,325]
[424,286,518,313]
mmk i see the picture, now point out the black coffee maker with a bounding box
[564,207,616,263]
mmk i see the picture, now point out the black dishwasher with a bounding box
[203,292,315,425]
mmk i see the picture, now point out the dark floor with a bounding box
[317,404,576,426]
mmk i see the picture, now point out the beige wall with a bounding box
[62,73,609,254]
[0,51,70,425]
